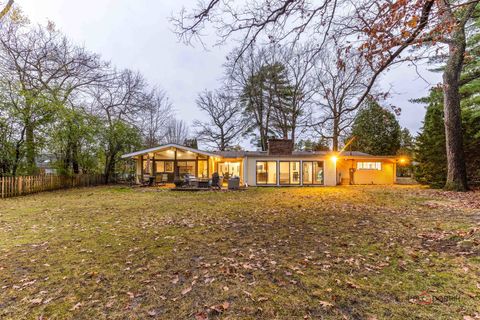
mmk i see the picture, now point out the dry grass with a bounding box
[0,185,479,319]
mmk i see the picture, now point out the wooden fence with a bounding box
[0,174,105,199]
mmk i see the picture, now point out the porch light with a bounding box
[331,156,338,163]
[399,158,407,164]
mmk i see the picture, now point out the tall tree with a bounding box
[164,119,189,145]
[194,90,246,150]
[139,88,173,148]
[313,50,372,151]
[415,88,447,188]
[350,100,401,155]
[92,69,148,183]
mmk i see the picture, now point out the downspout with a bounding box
[243,156,248,187]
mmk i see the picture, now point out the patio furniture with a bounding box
[211,172,223,189]
[228,176,240,190]
[184,174,198,187]
[197,179,210,189]
[155,173,169,186]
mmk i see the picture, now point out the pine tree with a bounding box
[350,99,401,155]
[414,88,447,188]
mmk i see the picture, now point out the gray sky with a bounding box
[20,0,441,140]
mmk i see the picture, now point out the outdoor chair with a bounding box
[211,172,223,189]
[155,174,168,186]
[184,174,198,188]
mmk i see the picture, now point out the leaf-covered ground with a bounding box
[0,185,479,319]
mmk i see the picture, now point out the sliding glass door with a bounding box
[302,161,324,185]
[279,161,300,185]
[256,161,277,185]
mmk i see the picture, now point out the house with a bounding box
[121,139,405,186]
[36,154,57,175]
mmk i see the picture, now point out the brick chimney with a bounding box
[268,139,293,155]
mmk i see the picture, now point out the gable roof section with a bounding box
[121,144,218,159]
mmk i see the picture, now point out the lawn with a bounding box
[0,185,479,320]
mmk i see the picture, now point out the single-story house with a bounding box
[121,139,406,186]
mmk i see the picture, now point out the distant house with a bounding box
[36,154,57,175]
[121,139,404,186]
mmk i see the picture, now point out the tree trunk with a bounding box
[25,123,37,175]
[442,32,468,191]
[72,143,80,174]
[332,115,339,152]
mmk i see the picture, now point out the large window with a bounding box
[302,161,324,185]
[143,159,152,174]
[256,161,277,185]
[156,161,174,173]
[177,161,196,177]
[279,161,300,185]
[198,160,208,178]
[357,162,382,170]
[218,162,241,180]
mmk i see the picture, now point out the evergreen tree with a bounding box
[242,62,294,150]
[415,87,480,187]
[350,100,401,155]
[414,88,447,188]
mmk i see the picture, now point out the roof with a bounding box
[36,154,56,168]
[121,144,218,159]
[214,150,382,158]
[122,145,401,160]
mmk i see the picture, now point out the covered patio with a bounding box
[122,144,246,188]
[122,144,218,185]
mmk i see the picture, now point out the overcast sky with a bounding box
[20,0,441,140]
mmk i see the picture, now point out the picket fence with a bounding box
[0,174,105,199]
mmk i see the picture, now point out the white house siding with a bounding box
[336,159,396,185]
[245,156,337,187]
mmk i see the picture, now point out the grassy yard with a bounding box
[0,185,479,319]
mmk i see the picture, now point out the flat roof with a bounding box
[122,145,401,161]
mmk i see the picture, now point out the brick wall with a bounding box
[267,139,293,155]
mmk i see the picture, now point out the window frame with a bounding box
[302,161,325,185]
[357,161,382,171]
[255,161,278,185]
[279,161,301,185]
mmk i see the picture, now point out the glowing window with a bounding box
[357,162,382,170]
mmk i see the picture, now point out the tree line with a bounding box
[0,9,190,182]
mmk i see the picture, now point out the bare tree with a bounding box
[139,88,174,148]
[274,45,316,144]
[164,119,189,145]
[312,49,372,151]
[194,90,246,150]
[91,69,148,182]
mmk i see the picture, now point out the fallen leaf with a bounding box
[30,298,43,304]
[346,280,361,289]
[319,300,334,309]
[147,310,157,317]
[70,302,82,311]
[181,286,192,295]
[222,301,230,310]
[194,311,208,320]
[171,274,179,284]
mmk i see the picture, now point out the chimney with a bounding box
[268,139,293,156]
